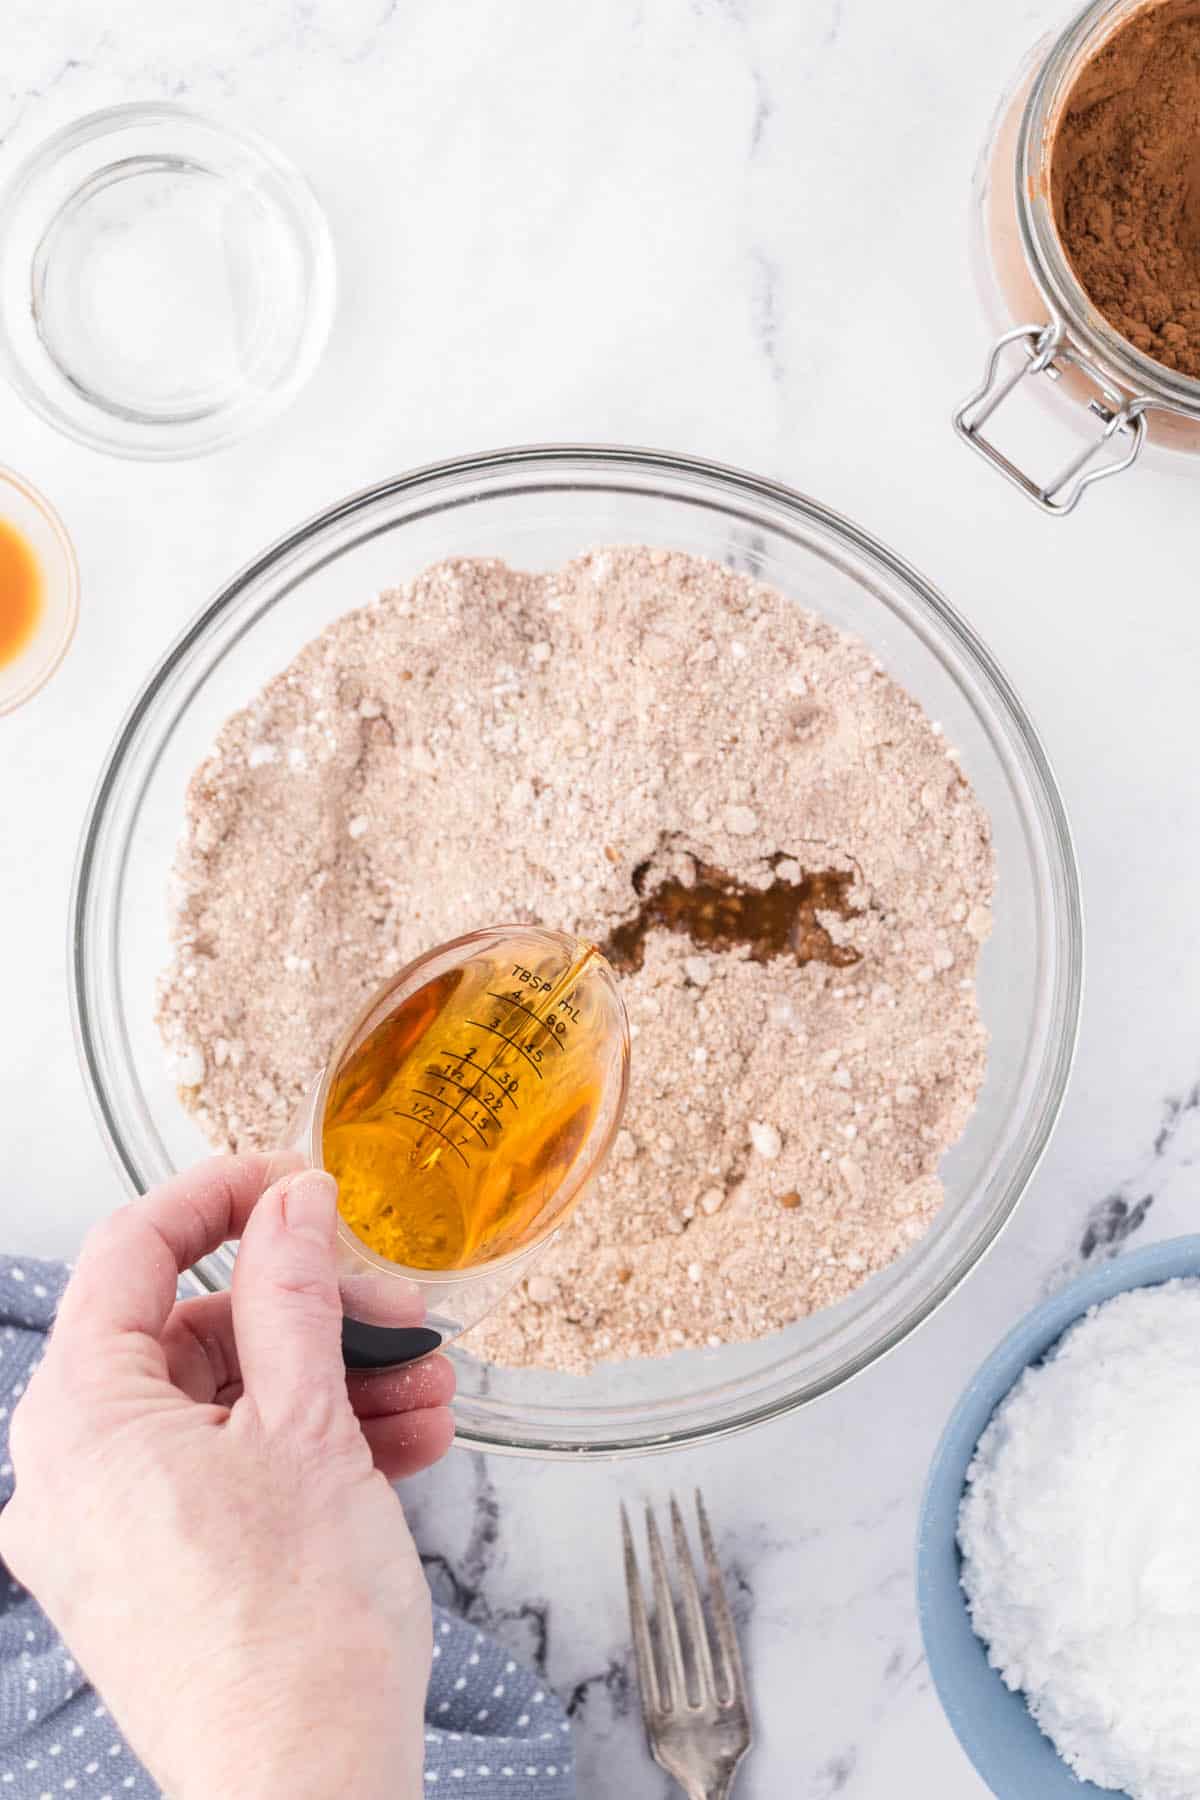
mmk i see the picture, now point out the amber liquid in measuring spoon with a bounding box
[0,520,42,669]
[324,937,623,1271]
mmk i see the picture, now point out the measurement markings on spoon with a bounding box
[424,1061,517,1113]
[403,953,591,1171]
[485,991,567,1048]
[390,1109,470,1165]
[408,1049,513,1157]
[432,1040,520,1104]
[465,975,581,1073]
[409,1088,495,1147]
[431,1036,525,1130]
[465,1018,547,1076]
[407,1032,530,1166]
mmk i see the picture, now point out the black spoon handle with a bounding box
[341,1317,444,1370]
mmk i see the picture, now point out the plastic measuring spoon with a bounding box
[279,924,629,1367]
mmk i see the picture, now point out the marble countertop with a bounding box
[5,0,1200,1792]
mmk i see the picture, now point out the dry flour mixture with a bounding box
[158,547,993,1371]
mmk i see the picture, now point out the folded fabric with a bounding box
[0,1256,574,1800]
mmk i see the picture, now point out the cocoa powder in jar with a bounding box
[1052,0,1200,380]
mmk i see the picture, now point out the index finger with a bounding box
[55,1153,296,1347]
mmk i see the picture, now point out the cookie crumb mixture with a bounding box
[158,547,993,1372]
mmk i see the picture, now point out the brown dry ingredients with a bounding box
[1052,0,1200,379]
[159,548,993,1373]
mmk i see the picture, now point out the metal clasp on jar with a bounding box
[954,321,1149,515]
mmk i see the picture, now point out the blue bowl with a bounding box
[917,1235,1200,1799]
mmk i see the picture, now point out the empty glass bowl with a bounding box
[0,105,335,458]
[70,446,1082,1457]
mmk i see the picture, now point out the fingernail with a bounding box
[282,1170,338,1245]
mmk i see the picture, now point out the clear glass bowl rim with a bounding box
[69,443,1083,1458]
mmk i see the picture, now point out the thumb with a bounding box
[231,1168,346,1432]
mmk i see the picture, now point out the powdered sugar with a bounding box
[959,1280,1200,1800]
[158,546,992,1371]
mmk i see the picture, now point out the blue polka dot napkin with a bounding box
[0,1256,575,1799]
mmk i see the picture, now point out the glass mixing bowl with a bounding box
[70,446,1082,1458]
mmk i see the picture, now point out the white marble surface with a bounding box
[4,0,1200,1793]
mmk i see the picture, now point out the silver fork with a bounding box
[621,1490,753,1800]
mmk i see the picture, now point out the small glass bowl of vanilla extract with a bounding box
[0,466,77,715]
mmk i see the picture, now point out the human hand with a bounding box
[0,1155,455,1800]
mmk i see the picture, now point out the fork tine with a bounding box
[670,1493,717,1706]
[645,1503,686,1710]
[695,1488,747,1709]
[620,1502,660,1716]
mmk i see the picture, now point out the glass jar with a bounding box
[960,0,1200,513]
